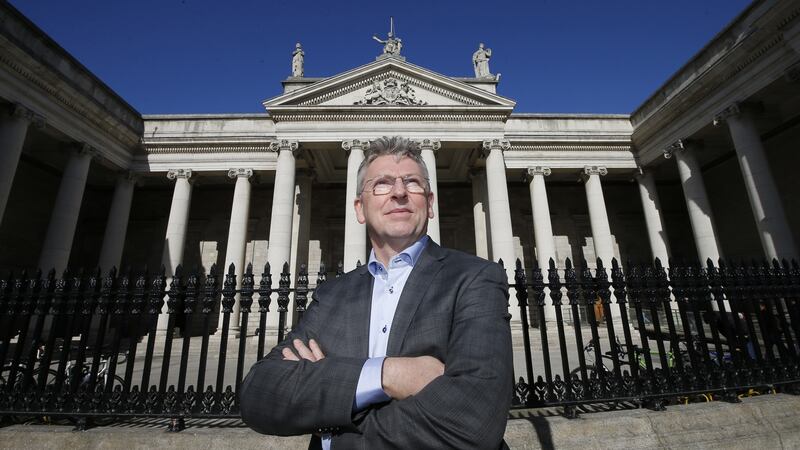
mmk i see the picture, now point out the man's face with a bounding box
[354,155,434,247]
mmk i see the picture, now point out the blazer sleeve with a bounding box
[349,262,513,449]
[238,284,367,436]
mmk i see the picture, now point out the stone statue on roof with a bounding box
[292,43,304,77]
[373,17,403,57]
[472,43,492,78]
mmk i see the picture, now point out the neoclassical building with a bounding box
[1,0,798,328]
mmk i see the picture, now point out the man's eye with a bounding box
[374,179,394,187]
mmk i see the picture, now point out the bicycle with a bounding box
[570,337,677,380]
[56,351,129,427]
[0,345,59,424]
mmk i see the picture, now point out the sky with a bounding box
[10,0,752,115]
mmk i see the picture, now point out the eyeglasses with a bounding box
[363,175,428,196]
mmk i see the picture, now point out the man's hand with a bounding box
[382,356,444,400]
[282,339,326,362]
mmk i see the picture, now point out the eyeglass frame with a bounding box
[360,174,430,196]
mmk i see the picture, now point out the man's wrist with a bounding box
[354,357,390,411]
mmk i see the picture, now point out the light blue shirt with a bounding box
[321,236,429,449]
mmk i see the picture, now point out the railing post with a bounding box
[235,263,255,405]
[277,263,291,343]
[611,258,638,397]
[512,259,532,407]
[256,263,272,361]
[564,259,588,401]
[295,264,309,324]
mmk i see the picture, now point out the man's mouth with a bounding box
[387,208,412,215]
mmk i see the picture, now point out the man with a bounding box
[240,136,513,449]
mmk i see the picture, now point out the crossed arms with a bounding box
[239,262,513,448]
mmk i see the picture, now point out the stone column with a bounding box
[583,165,619,318]
[635,170,671,263]
[220,168,252,332]
[666,140,722,263]
[38,145,93,275]
[289,170,313,326]
[158,169,193,332]
[716,104,798,260]
[342,139,368,271]
[470,169,490,260]
[97,172,136,273]
[482,139,518,322]
[527,166,556,322]
[0,104,41,226]
[417,139,441,243]
[266,140,299,330]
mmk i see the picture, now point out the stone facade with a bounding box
[1,1,799,329]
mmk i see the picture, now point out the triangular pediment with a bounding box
[263,57,516,111]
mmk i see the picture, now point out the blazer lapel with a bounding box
[386,242,446,356]
[348,265,374,358]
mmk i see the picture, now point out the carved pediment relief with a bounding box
[263,58,515,111]
[355,77,426,106]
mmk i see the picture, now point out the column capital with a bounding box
[341,139,370,153]
[416,138,441,153]
[269,139,300,154]
[7,104,46,129]
[481,139,511,156]
[713,103,742,126]
[583,166,607,177]
[527,166,551,177]
[68,142,99,160]
[167,168,193,180]
[227,168,253,179]
[662,139,685,159]
[664,138,704,159]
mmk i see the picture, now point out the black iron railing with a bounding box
[510,257,800,416]
[1,257,799,429]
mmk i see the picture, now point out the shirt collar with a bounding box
[367,235,429,277]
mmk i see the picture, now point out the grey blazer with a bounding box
[239,241,513,449]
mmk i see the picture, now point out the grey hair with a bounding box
[356,136,430,195]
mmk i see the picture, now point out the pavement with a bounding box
[2,393,800,449]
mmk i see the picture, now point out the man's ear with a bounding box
[355,196,366,224]
[427,191,435,219]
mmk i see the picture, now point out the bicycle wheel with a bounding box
[0,364,36,391]
[0,365,41,424]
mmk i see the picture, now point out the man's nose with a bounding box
[389,178,408,197]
